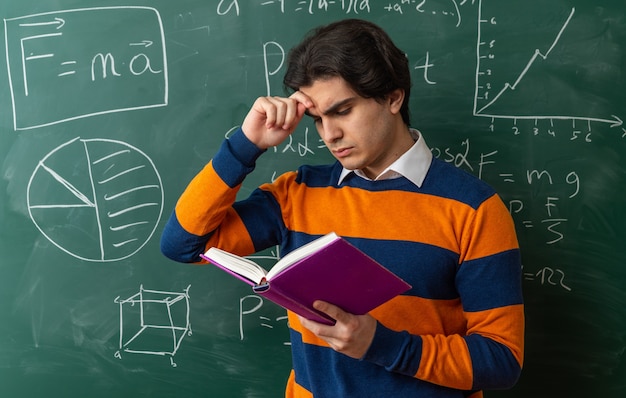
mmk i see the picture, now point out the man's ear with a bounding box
[387,89,405,114]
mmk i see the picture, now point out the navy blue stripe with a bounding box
[363,324,423,376]
[294,158,496,210]
[294,162,342,187]
[160,210,211,263]
[457,249,523,311]
[466,334,522,389]
[233,189,286,252]
[422,159,496,210]
[290,329,467,398]
[213,129,265,188]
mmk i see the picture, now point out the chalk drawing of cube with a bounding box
[115,285,191,366]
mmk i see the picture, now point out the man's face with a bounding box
[300,77,410,179]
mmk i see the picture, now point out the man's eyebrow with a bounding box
[305,97,355,118]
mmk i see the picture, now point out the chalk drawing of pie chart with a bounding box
[27,137,164,262]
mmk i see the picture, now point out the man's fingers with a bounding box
[242,93,312,149]
[312,300,345,323]
[262,96,305,130]
[289,90,313,109]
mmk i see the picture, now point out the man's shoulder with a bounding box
[426,158,497,209]
[293,162,343,186]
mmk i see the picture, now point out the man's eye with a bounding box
[337,108,351,116]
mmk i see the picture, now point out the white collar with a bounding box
[337,129,432,187]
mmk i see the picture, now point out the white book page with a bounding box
[206,247,268,283]
[265,232,338,280]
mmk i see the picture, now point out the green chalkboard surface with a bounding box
[1,1,625,397]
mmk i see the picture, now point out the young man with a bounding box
[161,19,524,398]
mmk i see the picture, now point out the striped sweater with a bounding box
[161,128,524,398]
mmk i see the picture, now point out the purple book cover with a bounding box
[203,236,411,325]
[257,237,411,325]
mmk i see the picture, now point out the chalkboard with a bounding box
[1,1,624,397]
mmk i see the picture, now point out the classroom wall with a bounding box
[1,1,625,397]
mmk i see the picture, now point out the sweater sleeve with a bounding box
[160,128,266,263]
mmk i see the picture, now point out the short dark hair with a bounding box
[283,19,412,126]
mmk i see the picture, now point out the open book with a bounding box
[201,232,411,325]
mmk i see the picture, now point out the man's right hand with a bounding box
[241,92,312,150]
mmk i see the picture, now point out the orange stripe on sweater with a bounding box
[175,161,255,257]
[460,194,520,262]
[176,161,240,236]
[466,304,525,366]
[263,180,470,253]
[417,333,473,390]
[264,175,518,260]
[285,370,313,398]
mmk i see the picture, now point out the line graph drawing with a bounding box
[27,137,164,262]
[475,7,576,115]
[114,285,192,367]
[473,0,624,135]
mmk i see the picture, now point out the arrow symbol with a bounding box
[609,115,623,128]
[54,18,65,29]
[129,40,153,48]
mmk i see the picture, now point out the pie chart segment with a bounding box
[28,139,94,208]
[27,137,164,262]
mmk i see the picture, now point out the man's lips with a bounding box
[332,147,353,158]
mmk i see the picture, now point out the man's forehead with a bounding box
[300,78,359,115]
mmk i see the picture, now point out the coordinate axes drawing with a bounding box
[473,0,624,135]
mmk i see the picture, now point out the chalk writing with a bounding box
[27,137,164,261]
[4,6,168,130]
[523,265,572,291]
[240,295,290,345]
[263,41,285,96]
[217,0,241,16]
[414,51,437,85]
[384,0,464,27]
[259,0,372,15]
[272,127,318,157]
[114,285,192,367]
[430,138,497,179]
[491,118,624,142]
[506,169,579,244]
[211,0,478,23]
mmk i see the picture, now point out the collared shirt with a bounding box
[337,128,433,187]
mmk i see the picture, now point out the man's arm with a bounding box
[160,93,312,263]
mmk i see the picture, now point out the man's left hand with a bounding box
[298,300,377,359]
